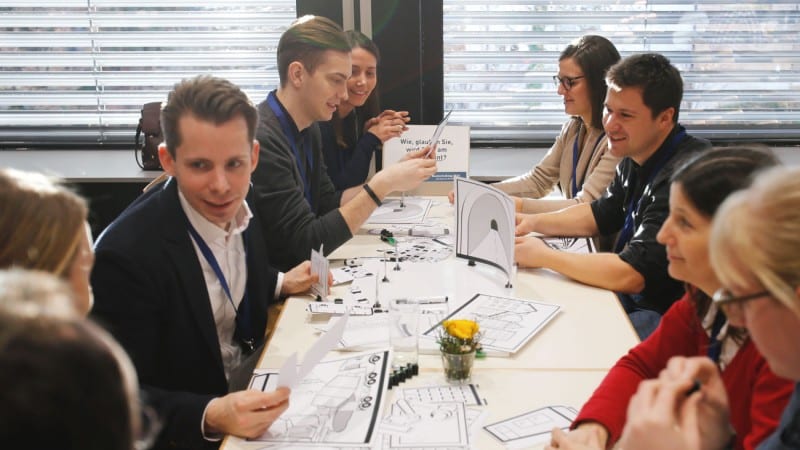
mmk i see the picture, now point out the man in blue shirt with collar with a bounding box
[252,15,438,271]
[515,53,711,339]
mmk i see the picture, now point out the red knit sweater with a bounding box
[574,294,794,449]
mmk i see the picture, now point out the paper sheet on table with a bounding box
[539,236,596,254]
[277,313,348,388]
[316,310,446,352]
[397,383,486,406]
[483,405,577,449]
[366,197,432,224]
[422,293,560,354]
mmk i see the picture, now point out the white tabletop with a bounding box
[221,196,639,449]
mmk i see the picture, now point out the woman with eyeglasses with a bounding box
[492,35,622,217]
[618,165,800,450]
[547,147,793,450]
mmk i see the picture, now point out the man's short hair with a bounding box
[277,15,350,87]
[160,75,258,157]
[606,53,683,123]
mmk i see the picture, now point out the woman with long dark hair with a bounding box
[320,30,409,190]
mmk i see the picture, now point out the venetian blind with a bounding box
[0,0,296,148]
[443,0,800,144]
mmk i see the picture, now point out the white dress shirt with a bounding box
[179,191,251,379]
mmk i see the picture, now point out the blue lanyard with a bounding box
[571,125,606,197]
[706,309,726,363]
[267,90,313,207]
[614,127,687,253]
[186,222,254,352]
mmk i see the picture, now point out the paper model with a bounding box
[454,177,515,280]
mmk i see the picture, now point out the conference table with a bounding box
[221,196,639,450]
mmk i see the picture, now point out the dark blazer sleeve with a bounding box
[252,102,352,271]
[92,243,219,450]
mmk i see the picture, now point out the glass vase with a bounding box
[441,350,475,384]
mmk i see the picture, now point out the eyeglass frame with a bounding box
[711,288,770,307]
[553,75,585,91]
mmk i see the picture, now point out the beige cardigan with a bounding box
[494,118,620,214]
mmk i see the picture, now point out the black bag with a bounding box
[135,102,163,170]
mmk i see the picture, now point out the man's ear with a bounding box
[288,61,305,88]
[158,144,176,176]
[249,140,260,172]
[657,106,676,129]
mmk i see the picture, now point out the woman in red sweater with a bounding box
[548,146,794,450]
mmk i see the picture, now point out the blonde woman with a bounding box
[619,166,800,449]
[0,168,95,314]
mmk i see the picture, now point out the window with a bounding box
[443,1,800,144]
[0,0,296,148]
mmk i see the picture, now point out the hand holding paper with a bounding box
[424,109,453,158]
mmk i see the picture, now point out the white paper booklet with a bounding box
[243,349,392,448]
[421,293,560,354]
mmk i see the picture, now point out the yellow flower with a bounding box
[443,319,479,340]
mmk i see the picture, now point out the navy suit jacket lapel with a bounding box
[158,179,225,374]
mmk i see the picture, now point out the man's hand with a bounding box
[512,195,523,212]
[366,110,409,142]
[546,425,607,449]
[514,236,555,268]
[447,189,455,205]
[372,157,437,195]
[205,388,290,438]
[280,261,317,297]
[515,212,539,236]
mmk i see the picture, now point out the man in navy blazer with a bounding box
[91,76,314,449]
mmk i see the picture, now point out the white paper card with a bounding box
[276,313,348,389]
[310,244,329,300]
[483,405,577,449]
[383,124,470,182]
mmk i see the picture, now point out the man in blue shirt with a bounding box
[515,53,710,339]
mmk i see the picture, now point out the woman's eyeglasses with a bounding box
[711,288,770,307]
[553,75,585,91]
